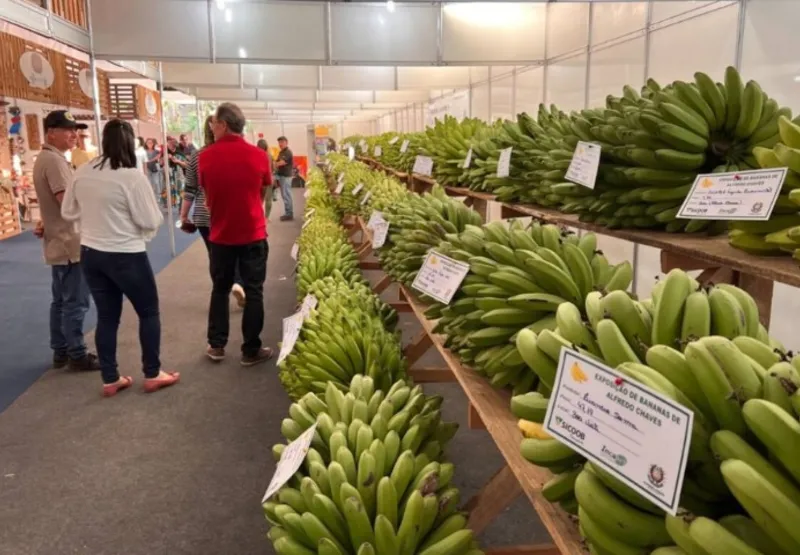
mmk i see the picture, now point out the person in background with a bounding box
[71,131,94,168]
[62,119,179,397]
[145,138,163,205]
[178,133,197,159]
[275,135,294,221]
[32,110,99,372]
[198,102,273,366]
[162,136,187,210]
[135,136,148,175]
[256,139,278,219]
[181,116,246,307]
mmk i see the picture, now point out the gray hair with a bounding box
[216,102,246,135]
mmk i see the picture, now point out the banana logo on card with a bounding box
[570,362,588,384]
[429,255,438,266]
[701,177,714,189]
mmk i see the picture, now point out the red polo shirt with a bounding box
[198,134,271,245]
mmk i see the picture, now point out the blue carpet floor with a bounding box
[0,225,197,413]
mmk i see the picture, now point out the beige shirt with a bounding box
[32,144,81,265]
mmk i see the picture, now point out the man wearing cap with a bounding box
[32,110,99,371]
[275,136,294,221]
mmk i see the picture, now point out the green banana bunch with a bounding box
[265,375,480,555]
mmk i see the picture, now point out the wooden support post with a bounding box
[471,197,489,223]
[660,250,711,273]
[359,261,382,271]
[373,274,392,295]
[403,330,433,366]
[464,465,523,535]
[468,403,487,430]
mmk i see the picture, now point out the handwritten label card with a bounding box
[565,141,601,189]
[496,147,512,178]
[463,148,473,169]
[366,211,385,230]
[676,168,786,221]
[413,155,433,177]
[300,294,318,318]
[372,221,389,249]
[389,136,400,145]
[400,140,410,153]
[411,250,470,304]
[276,311,305,366]
[348,147,355,161]
[544,348,693,515]
[374,146,382,158]
[360,191,372,205]
[262,423,318,502]
[290,242,299,261]
[352,183,364,195]
[334,178,345,195]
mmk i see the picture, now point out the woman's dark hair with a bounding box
[256,139,268,151]
[94,119,137,170]
[137,136,145,149]
[203,115,215,147]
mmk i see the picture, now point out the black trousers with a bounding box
[198,226,243,286]
[207,239,268,356]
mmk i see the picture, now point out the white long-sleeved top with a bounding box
[62,159,164,253]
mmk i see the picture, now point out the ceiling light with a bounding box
[386,1,395,13]
[238,47,247,58]
[225,9,232,22]
[795,76,800,83]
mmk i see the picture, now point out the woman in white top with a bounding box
[62,119,180,397]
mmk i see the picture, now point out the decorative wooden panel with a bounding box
[25,114,41,151]
[51,0,88,29]
[135,86,161,125]
[109,84,136,120]
[0,105,10,173]
[0,182,21,241]
[64,57,111,115]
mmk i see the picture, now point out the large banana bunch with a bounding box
[415,116,487,187]
[424,220,631,393]
[265,375,480,555]
[395,132,426,174]
[278,285,407,399]
[732,114,800,258]
[296,222,367,301]
[376,185,483,286]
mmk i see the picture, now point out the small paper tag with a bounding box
[411,250,470,305]
[348,147,355,161]
[366,211,385,230]
[361,191,372,205]
[372,221,389,249]
[334,181,345,194]
[496,147,513,178]
[276,311,305,366]
[413,155,433,177]
[290,242,299,261]
[300,294,318,318]
[389,136,400,145]
[565,141,602,189]
[303,189,311,199]
[463,148,473,169]
[676,168,787,221]
[352,183,364,195]
[262,423,318,502]
[400,140,410,153]
[374,146,382,158]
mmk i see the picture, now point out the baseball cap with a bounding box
[44,110,88,131]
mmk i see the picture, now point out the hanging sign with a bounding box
[19,51,54,89]
[565,141,601,189]
[411,250,470,305]
[463,148,473,169]
[496,147,513,178]
[400,140,410,153]
[544,348,693,516]
[262,423,319,502]
[412,155,433,177]
[676,168,786,221]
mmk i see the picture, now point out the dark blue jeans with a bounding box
[80,246,161,384]
[50,262,90,360]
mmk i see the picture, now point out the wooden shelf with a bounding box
[397,284,584,555]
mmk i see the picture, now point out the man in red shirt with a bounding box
[198,103,273,366]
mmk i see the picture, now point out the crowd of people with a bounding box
[32,103,295,396]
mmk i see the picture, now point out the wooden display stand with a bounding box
[346,215,583,555]
[0,185,22,241]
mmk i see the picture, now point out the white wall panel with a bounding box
[375,90,430,103]
[741,0,800,114]
[397,67,471,90]
[253,123,283,146]
[163,63,239,87]
[258,89,316,102]
[428,90,470,125]
[281,123,310,158]
[194,88,256,101]
[650,1,720,24]
[442,2,546,62]
[546,55,587,111]
[491,74,514,122]
[648,5,738,85]
[212,1,325,61]
[321,67,395,90]
[588,38,646,108]
[91,0,210,59]
[591,2,648,45]
[317,91,373,103]
[470,66,490,84]
[330,3,438,63]
[343,121,373,137]
[546,3,590,58]
[471,83,489,121]
[242,65,318,88]
[515,67,543,116]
